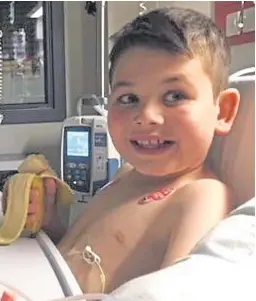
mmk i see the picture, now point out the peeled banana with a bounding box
[0,154,74,245]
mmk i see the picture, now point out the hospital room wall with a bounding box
[108,1,213,39]
[0,1,254,173]
[108,1,255,73]
[0,2,99,173]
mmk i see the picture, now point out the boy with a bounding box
[12,7,240,294]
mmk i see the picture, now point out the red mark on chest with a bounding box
[138,188,174,205]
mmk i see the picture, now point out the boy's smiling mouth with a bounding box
[130,138,176,153]
[131,139,174,148]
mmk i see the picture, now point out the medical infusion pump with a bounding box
[61,116,120,203]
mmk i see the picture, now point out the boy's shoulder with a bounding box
[105,164,233,215]
[172,178,234,219]
[175,177,232,201]
[160,178,233,267]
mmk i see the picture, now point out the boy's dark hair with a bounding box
[109,7,230,98]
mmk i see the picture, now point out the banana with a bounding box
[0,173,34,245]
[0,154,75,245]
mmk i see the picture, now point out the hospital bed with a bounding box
[0,223,82,301]
[0,68,255,301]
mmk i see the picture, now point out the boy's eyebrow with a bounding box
[111,81,134,93]
[111,74,193,92]
[163,74,193,86]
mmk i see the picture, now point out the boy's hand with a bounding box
[2,178,58,228]
[37,178,57,227]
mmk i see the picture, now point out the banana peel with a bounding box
[0,154,75,245]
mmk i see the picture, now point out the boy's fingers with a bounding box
[44,178,57,196]
[25,214,36,228]
[43,178,57,226]
[27,179,57,227]
[2,178,57,225]
[28,188,39,215]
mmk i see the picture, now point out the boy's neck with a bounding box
[132,164,207,186]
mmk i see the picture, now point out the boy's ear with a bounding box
[215,88,240,135]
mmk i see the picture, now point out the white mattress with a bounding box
[0,192,82,301]
[1,192,63,300]
[0,237,65,301]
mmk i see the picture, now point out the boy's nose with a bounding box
[133,104,164,126]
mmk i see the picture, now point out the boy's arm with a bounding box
[161,179,233,268]
[42,208,67,244]
[40,178,67,244]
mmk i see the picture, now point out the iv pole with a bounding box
[76,1,107,117]
[0,29,3,124]
[101,1,106,99]
[97,0,107,117]
[89,0,107,117]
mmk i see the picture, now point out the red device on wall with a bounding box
[215,1,255,46]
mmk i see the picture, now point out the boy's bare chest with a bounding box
[84,179,174,245]
[74,183,172,262]
[85,194,170,251]
[64,181,175,292]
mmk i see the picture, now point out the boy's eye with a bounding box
[117,94,139,105]
[164,91,188,105]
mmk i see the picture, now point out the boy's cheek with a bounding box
[108,111,125,141]
[108,111,119,129]
[108,108,130,128]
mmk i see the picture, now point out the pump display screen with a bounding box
[67,131,89,157]
[63,126,91,193]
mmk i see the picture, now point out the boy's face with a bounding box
[108,47,221,176]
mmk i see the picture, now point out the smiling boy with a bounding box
[7,7,240,294]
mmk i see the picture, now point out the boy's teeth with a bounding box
[137,140,165,146]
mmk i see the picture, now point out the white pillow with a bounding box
[207,80,255,207]
[191,198,255,262]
